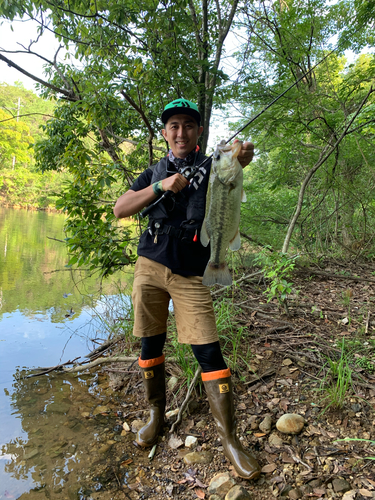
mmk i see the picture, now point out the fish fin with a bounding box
[202,261,232,287]
[241,188,247,202]
[200,219,210,247]
[229,230,241,251]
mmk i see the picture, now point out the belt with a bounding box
[149,222,183,239]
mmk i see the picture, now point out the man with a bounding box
[114,98,260,480]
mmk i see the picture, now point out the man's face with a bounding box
[162,114,204,159]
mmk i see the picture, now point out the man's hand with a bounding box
[162,173,189,193]
[235,140,255,168]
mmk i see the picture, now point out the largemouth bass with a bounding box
[201,140,246,286]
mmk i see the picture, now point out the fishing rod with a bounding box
[141,36,351,219]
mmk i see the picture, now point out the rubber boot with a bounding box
[136,355,166,447]
[202,368,261,480]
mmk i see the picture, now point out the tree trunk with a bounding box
[282,86,374,253]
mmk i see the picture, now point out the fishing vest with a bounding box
[146,153,211,242]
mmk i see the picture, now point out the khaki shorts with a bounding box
[132,256,218,345]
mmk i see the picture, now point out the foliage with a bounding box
[233,1,375,255]
[0,81,55,143]
[1,1,375,274]
[0,83,58,206]
[0,0,247,275]
[0,109,34,168]
[254,250,299,314]
[0,165,69,207]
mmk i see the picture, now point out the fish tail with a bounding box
[202,261,232,287]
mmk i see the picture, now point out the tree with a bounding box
[230,0,375,255]
[0,108,34,167]
[1,0,375,270]
[0,0,246,275]
[0,81,55,143]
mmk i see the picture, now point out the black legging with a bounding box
[141,333,227,372]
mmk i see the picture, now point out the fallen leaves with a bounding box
[168,434,184,449]
[195,488,205,499]
[119,458,133,467]
[261,463,278,473]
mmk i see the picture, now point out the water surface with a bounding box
[0,207,135,499]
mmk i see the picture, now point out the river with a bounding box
[0,207,135,499]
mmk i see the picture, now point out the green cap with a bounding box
[161,98,201,125]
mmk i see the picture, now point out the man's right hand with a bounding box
[162,173,189,193]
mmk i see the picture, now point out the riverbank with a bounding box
[22,260,374,500]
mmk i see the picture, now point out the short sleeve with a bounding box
[130,168,153,192]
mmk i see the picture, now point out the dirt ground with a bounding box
[80,261,375,500]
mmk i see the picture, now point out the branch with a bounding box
[169,365,202,433]
[282,84,375,253]
[120,90,155,165]
[0,113,55,124]
[0,47,54,66]
[0,53,77,100]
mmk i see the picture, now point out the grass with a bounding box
[334,437,375,461]
[319,339,353,414]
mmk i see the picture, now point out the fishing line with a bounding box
[141,22,364,218]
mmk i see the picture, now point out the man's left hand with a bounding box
[235,140,255,168]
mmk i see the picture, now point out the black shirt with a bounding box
[130,159,211,277]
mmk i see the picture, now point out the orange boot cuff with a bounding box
[201,368,231,381]
[138,354,165,368]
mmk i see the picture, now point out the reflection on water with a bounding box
[2,370,145,500]
[0,207,134,319]
[0,208,138,498]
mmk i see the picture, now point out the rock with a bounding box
[268,433,283,446]
[300,484,313,495]
[208,473,236,497]
[131,419,145,433]
[99,444,112,454]
[225,485,252,499]
[168,434,184,449]
[342,491,358,500]
[185,435,198,448]
[247,415,259,430]
[183,451,213,465]
[167,376,178,391]
[46,401,71,414]
[24,449,39,460]
[92,405,110,416]
[307,479,322,489]
[288,488,303,499]
[261,463,277,474]
[122,421,130,432]
[276,414,305,435]
[259,415,273,434]
[209,496,222,500]
[332,478,351,493]
[108,372,127,391]
[81,412,91,419]
[196,419,206,429]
